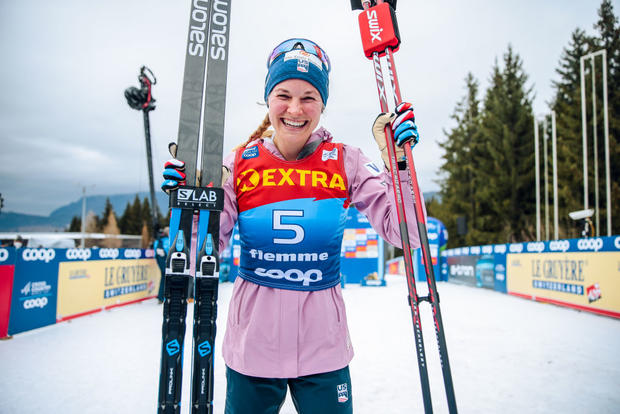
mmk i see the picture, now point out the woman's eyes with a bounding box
[276,94,317,101]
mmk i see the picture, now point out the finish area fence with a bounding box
[0,247,161,338]
[441,236,620,318]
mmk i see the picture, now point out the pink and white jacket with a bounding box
[218,127,424,378]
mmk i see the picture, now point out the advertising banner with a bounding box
[444,244,509,292]
[507,251,620,318]
[444,236,620,308]
[0,247,17,338]
[57,256,160,321]
[414,217,448,282]
[8,248,60,335]
[340,207,383,284]
[445,254,493,289]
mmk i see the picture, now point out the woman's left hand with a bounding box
[391,102,419,148]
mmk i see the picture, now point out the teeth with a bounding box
[283,119,305,128]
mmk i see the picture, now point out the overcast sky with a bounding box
[0,0,612,216]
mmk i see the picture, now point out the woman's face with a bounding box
[267,78,323,151]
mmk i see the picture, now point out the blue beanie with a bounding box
[264,49,329,105]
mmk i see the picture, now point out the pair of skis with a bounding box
[351,1,458,413]
[158,1,232,413]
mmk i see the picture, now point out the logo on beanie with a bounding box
[297,59,309,73]
[284,50,323,72]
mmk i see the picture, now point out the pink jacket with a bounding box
[218,127,423,378]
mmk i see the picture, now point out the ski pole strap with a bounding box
[356,2,401,59]
[350,0,397,10]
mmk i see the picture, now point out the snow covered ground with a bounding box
[1,275,619,413]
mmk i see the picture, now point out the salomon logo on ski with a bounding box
[166,340,181,356]
[197,340,212,357]
[188,0,209,57]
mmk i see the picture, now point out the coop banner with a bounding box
[8,248,60,335]
[57,258,160,320]
[506,251,620,318]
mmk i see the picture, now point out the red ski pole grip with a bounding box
[357,2,401,59]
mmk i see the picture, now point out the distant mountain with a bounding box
[0,192,168,232]
[1,190,441,232]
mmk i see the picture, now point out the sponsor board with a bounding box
[446,254,496,289]
[57,258,160,320]
[8,251,59,335]
[339,207,383,284]
[507,252,620,317]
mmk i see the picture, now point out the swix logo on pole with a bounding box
[357,3,401,59]
[366,9,383,42]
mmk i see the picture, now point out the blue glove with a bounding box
[161,143,186,193]
[391,102,419,148]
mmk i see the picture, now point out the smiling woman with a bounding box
[161,37,422,414]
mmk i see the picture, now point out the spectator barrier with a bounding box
[0,247,161,338]
[442,236,620,318]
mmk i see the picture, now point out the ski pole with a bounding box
[352,0,457,412]
[375,4,458,411]
[353,0,433,411]
[383,41,459,414]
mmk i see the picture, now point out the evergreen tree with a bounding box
[67,216,81,232]
[99,198,115,232]
[119,196,143,235]
[118,201,131,234]
[437,72,483,247]
[476,46,535,243]
[550,0,620,237]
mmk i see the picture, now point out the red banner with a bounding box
[0,265,15,338]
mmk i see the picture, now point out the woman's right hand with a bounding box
[161,142,186,193]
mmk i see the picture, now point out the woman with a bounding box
[163,38,423,414]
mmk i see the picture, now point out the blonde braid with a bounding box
[235,113,272,150]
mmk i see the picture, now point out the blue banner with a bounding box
[443,236,620,294]
[8,248,60,335]
[445,236,620,257]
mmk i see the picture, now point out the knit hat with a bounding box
[264,47,330,105]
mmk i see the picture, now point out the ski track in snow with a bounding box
[1,275,619,413]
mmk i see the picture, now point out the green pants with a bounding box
[225,366,353,414]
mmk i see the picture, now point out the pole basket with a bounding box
[356,2,401,59]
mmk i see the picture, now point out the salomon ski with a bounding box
[350,1,457,413]
[158,1,232,413]
[190,1,232,413]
